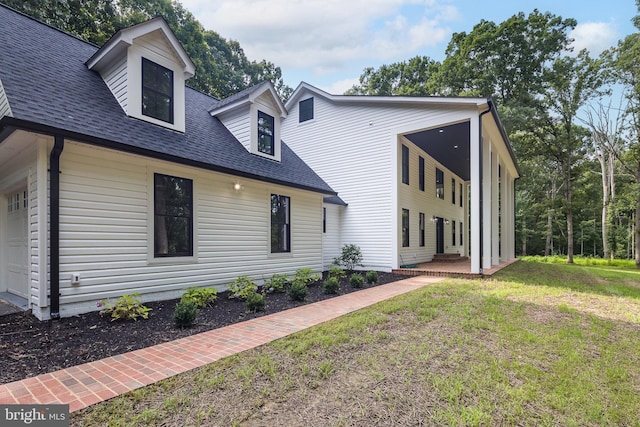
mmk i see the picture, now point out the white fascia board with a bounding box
[210,82,288,118]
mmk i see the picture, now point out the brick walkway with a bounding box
[0,276,442,412]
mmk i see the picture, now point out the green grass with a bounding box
[72,259,640,426]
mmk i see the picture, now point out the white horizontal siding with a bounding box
[322,203,343,269]
[0,78,12,118]
[101,57,127,112]
[218,108,251,152]
[282,93,475,270]
[137,32,180,65]
[56,142,323,317]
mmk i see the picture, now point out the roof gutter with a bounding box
[49,135,64,319]
[478,100,493,275]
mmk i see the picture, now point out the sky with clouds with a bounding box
[178,0,638,94]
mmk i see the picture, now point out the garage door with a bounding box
[7,189,28,298]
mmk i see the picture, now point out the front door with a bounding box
[436,217,444,253]
[7,189,29,298]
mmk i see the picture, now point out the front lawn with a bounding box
[73,259,640,426]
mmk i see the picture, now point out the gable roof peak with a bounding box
[209,81,287,118]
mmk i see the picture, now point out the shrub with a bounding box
[264,273,288,293]
[328,265,346,282]
[293,268,320,286]
[245,291,265,312]
[333,244,363,272]
[173,300,197,328]
[288,281,308,301]
[99,293,151,322]
[181,287,218,308]
[323,276,340,294]
[228,276,258,300]
[350,273,364,288]
[365,270,379,284]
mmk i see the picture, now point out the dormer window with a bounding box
[258,110,275,155]
[142,58,174,124]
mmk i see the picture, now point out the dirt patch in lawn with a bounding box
[0,272,406,385]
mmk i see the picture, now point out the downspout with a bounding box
[49,135,64,319]
[478,100,493,274]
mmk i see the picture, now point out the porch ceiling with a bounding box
[404,121,470,181]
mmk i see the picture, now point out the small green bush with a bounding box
[228,276,258,300]
[365,270,379,284]
[288,281,308,301]
[350,273,364,288]
[99,293,151,322]
[323,276,340,294]
[173,300,197,328]
[293,268,320,286]
[181,287,218,308]
[245,291,265,312]
[264,273,288,293]
[333,243,364,272]
[328,265,346,281]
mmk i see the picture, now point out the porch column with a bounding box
[470,115,481,274]
[508,172,515,259]
[500,159,507,261]
[482,136,492,270]
[491,148,499,265]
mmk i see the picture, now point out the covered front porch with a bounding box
[393,256,519,279]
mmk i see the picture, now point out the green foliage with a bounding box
[228,276,258,300]
[245,291,265,313]
[288,281,308,301]
[173,300,197,328]
[292,268,320,287]
[328,265,346,281]
[333,244,364,272]
[347,56,440,96]
[264,273,288,293]
[350,273,364,288]
[180,287,217,308]
[365,270,379,284]
[99,293,151,322]
[322,276,340,294]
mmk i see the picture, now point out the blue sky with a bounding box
[179,0,637,94]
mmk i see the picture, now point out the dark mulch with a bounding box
[0,272,407,384]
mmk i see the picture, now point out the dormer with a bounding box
[209,82,287,162]
[86,17,195,132]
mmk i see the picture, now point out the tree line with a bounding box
[8,0,640,264]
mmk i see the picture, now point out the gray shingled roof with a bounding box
[0,5,335,195]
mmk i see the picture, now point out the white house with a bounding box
[0,5,519,320]
[282,83,520,273]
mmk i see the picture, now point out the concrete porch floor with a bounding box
[393,258,519,278]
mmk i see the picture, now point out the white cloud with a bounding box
[179,0,456,76]
[569,21,618,56]
[322,76,361,94]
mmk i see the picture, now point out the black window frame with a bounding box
[459,183,463,207]
[436,168,444,199]
[419,156,425,191]
[419,212,425,247]
[402,145,409,185]
[323,207,326,233]
[299,97,314,122]
[258,110,275,156]
[142,58,174,124]
[271,194,291,253]
[452,178,456,204]
[452,220,456,246]
[460,221,463,245]
[402,208,410,247]
[154,173,193,257]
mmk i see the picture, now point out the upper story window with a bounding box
[271,194,290,253]
[459,183,463,207]
[258,111,275,155]
[402,145,409,185]
[142,58,174,124]
[419,156,425,191]
[299,97,314,122]
[436,168,444,199]
[452,178,456,204]
[154,173,192,257]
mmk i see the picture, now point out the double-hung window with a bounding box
[271,194,290,253]
[419,156,425,191]
[402,145,409,185]
[452,220,456,246]
[402,209,410,247]
[419,212,425,247]
[142,58,174,124]
[154,173,192,257]
[452,178,456,204]
[258,111,275,155]
[436,168,444,199]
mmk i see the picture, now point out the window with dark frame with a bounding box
[142,58,174,124]
[271,194,290,253]
[459,183,463,207]
[452,178,456,204]
[402,209,410,247]
[323,207,326,233]
[436,168,444,199]
[419,156,425,191]
[154,173,193,257]
[419,212,425,247]
[258,111,275,155]
[460,221,463,245]
[452,220,456,246]
[402,145,409,185]
[299,97,314,122]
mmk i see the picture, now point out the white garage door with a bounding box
[7,189,28,298]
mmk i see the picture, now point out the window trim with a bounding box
[419,156,425,191]
[452,178,456,204]
[142,57,174,124]
[299,97,314,122]
[436,168,444,200]
[402,208,410,247]
[452,220,456,246]
[419,212,425,247]
[460,221,463,246]
[459,182,463,207]
[402,145,409,185]
[153,172,193,258]
[258,110,275,156]
[271,194,291,253]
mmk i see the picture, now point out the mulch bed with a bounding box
[0,272,407,385]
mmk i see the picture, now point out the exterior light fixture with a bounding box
[233,182,242,191]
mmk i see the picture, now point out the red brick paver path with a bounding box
[0,276,442,412]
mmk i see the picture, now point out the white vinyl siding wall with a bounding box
[0,78,12,118]
[322,203,343,269]
[101,57,128,112]
[218,108,251,152]
[282,93,475,271]
[55,141,323,317]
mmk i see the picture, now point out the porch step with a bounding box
[432,253,468,263]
